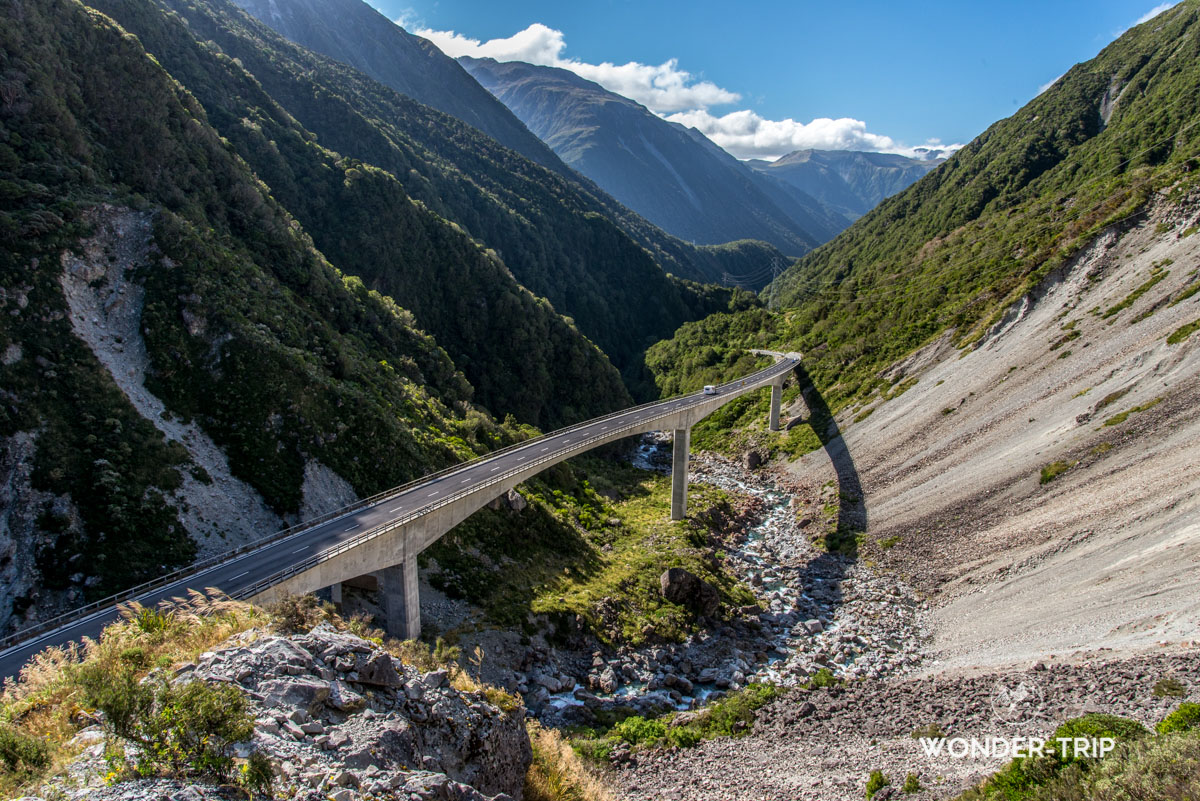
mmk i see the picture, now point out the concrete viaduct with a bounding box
[0,352,798,679]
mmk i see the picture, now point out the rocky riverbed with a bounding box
[514,437,928,725]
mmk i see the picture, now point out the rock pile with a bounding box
[37,623,530,801]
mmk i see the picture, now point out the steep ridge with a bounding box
[98,0,756,389]
[461,56,826,258]
[85,0,630,429]
[0,0,526,629]
[228,0,570,176]
[223,0,791,294]
[645,2,1200,653]
[747,148,943,220]
[743,0,1200,412]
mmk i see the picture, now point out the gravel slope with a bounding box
[612,194,1200,800]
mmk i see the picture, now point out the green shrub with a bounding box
[1039,460,1076,484]
[902,772,922,793]
[807,668,839,689]
[1049,713,1148,766]
[1152,676,1186,698]
[0,723,50,777]
[865,770,889,799]
[1157,702,1200,735]
[911,722,946,739]
[610,716,667,747]
[239,751,274,797]
[74,661,256,782]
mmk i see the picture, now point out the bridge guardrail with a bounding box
[0,356,794,652]
[235,358,794,599]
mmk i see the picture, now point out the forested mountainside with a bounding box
[460,56,824,259]
[228,0,570,175]
[747,149,942,220]
[84,0,633,429]
[652,0,1200,417]
[196,0,784,300]
[0,0,567,624]
[87,0,759,399]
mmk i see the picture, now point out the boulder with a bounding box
[257,678,330,715]
[743,449,764,470]
[355,652,402,687]
[327,680,365,712]
[659,567,721,617]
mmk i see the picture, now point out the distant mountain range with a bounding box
[460,57,832,256]
[459,57,942,256]
[746,149,945,220]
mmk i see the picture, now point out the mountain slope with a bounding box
[228,0,570,176]
[756,0,1200,407]
[747,149,942,220]
[85,0,631,429]
[219,0,791,293]
[0,0,534,627]
[460,56,830,258]
[103,0,759,390]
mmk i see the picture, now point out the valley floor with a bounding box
[607,193,1200,798]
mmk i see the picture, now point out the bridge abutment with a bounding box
[671,427,690,520]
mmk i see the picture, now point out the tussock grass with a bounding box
[524,722,614,801]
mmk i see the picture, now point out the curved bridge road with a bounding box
[0,353,799,681]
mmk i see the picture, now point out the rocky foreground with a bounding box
[32,624,530,801]
[614,649,1200,800]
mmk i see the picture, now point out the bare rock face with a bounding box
[659,567,721,618]
[122,622,533,801]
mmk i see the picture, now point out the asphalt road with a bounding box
[0,356,797,681]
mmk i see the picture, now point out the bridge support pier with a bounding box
[378,556,421,641]
[330,582,343,608]
[769,383,782,431]
[671,428,690,520]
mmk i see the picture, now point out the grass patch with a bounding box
[911,722,947,740]
[1101,397,1163,427]
[1093,386,1132,412]
[1170,280,1200,306]
[1152,676,1187,698]
[570,683,782,763]
[1167,318,1200,344]
[1090,442,1114,456]
[1039,460,1077,484]
[1072,387,1091,398]
[853,406,876,423]
[878,535,902,549]
[1100,267,1170,319]
[1049,329,1080,350]
[524,721,614,801]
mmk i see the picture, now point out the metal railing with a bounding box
[0,356,795,652]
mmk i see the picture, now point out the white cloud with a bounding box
[1133,2,1175,26]
[1114,2,1177,37]
[400,19,956,161]
[407,21,738,113]
[664,109,962,161]
[1036,73,1064,96]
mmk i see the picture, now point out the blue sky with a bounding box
[367,0,1179,160]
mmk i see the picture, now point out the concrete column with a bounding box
[769,383,782,431]
[379,555,421,640]
[671,428,689,521]
[330,582,343,608]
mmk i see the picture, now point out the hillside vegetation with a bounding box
[106,0,768,394]
[0,0,528,610]
[651,1,1200,430]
